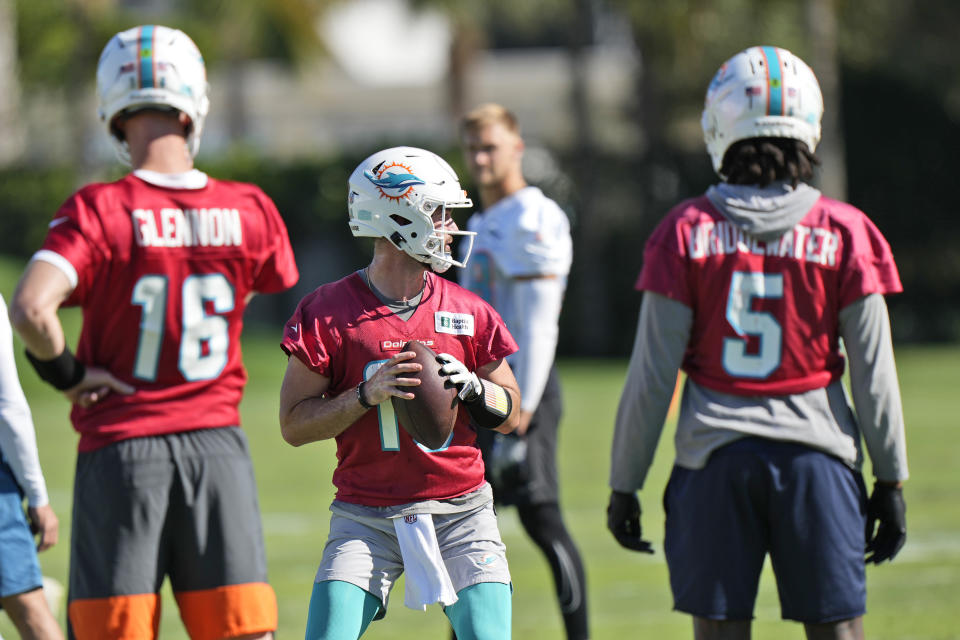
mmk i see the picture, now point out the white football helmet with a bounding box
[348,147,476,273]
[701,46,823,176]
[96,25,210,165]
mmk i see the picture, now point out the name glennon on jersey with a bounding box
[131,207,244,248]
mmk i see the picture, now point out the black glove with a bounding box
[606,490,653,553]
[487,432,528,491]
[865,482,906,564]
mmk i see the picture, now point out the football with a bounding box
[391,341,459,449]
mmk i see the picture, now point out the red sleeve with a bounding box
[280,292,336,377]
[40,190,110,306]
[472,301,518,368]
[252,192,299,294]
[839,212,902,308]
[636,207,693,306]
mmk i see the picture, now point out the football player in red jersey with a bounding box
[279,146,520,639]
[607,46,907,640]
[9,25,298,640]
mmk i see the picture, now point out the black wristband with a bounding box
[24,347,86,391]
[356,381,374,409]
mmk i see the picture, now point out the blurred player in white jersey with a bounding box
[607,46,908,640]
[460,104,588,640]
[0,294,63,639]
[10,25,298,639]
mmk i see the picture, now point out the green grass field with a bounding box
[0,254,958,639]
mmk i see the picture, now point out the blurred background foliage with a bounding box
[3,0,959,352]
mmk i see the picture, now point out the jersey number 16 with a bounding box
[132,273,234,382]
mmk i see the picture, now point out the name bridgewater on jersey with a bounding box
[131,207,244,248]
[688,220,840,266]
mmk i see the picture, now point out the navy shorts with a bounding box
[0,457,43,601]
[663,437,867,623]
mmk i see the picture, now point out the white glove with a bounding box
[437,353,483,402]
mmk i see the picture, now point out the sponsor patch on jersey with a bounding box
[435,311,475,336]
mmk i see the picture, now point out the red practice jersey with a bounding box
[638,194,901,396]
[281,272,517,506]
[40,173,298,451]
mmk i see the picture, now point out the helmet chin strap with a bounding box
[430,256,453,273]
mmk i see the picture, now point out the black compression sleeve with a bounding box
[463,378,513,430]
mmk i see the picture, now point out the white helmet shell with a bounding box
[348,147,476,273]
[96,25,210,165]
[701,46,823,176]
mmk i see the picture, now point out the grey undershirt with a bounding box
[359,268,423,321]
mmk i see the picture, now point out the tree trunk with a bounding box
[66,3,98,182]
[806,0,846,199]
[220,4,257,145]
[568,0,611,355]
[0,0,24,165]
[446,18,482,129]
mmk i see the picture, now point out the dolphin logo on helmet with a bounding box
[364,162,426,201]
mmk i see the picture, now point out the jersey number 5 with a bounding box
[131,273,235,381]
[723,271,783,379]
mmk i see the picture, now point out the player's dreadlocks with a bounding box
[721,137,820,187]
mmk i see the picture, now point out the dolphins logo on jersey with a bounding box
[364,161,425,202]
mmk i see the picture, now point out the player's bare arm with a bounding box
[279,350,422,446]
[10,260,73,358]
[11,260,134,406]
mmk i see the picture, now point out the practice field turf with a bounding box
[0,260,957,638]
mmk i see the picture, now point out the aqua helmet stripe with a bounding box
[761,45,783,115]
[138,24,155,88]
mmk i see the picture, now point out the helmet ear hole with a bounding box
[390,214,413,227]
[110,118,126,141]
